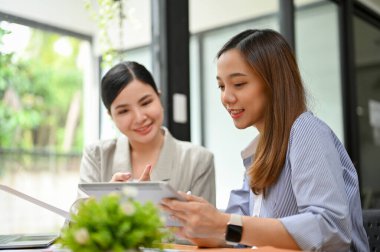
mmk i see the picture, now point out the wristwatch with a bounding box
[225,214,243,244]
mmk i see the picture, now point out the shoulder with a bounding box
[164,128,213,159]
[290,111,333,141]
[174,138,214,159]
[288,112,341,159]
[178,139,213,158]
[83,138,119,156]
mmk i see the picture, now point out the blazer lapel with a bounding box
[151,128,175,182]
[112,135,132,175]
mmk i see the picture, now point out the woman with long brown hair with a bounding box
[162,29,369,251]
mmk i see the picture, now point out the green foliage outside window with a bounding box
[0,24,84,152]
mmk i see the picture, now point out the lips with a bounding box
[134,124,153,135]
[228,109,244,119]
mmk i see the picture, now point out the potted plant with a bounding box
[58,186,168,252]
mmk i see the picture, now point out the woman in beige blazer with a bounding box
[79,61,215,205]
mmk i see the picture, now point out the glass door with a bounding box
[354,16,380,208]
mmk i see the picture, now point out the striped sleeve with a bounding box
[279,115,351,251]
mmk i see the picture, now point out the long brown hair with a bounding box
[217,29,307,194]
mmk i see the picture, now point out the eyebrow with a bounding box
[138,94,152,103]
[114,94,152,110]
[216,72,248,80]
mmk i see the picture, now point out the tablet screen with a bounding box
[78,181,185,205]
[78,181,185,226]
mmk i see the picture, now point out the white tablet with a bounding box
[78,181,185,226]
[78,181,185,204]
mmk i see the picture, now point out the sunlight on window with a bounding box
[54,37,73,57]
[0,22,30,54]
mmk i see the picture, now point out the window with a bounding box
[0,20,92,234]
[295,0,344,141]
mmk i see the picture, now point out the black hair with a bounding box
[101,61,159,111]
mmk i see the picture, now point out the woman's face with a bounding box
[216,49,267,130]
[109,79,163,144]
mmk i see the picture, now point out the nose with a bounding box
[133,108,147,124]
[221,87,237,105]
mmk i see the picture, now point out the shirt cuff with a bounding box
[280,212,323,251]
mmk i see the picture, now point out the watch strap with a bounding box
[228,214,242,226]
[225,214,243,245]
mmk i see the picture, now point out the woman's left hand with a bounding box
[161,192,229,240]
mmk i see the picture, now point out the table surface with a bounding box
[167,244,299,252]
[0,243,299,252]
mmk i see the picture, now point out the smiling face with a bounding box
[217,49,268,131]
[109,79,164,145]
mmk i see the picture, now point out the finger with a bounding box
[162,197,206,214]
[161,198,179,209]
[160,202,188,220]
[175,227,189,239]
[177,191,207,203]
[160,200,186,215]
[170,211,188,223]
[138,164,152,181]
[110,172,132,182]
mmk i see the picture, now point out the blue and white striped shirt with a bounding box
[226,112,369,252]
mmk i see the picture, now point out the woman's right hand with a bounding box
[161,192,229,242]
[110,164,152,182]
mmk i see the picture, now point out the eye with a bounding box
[118,109,129,115]
[217,84,225,91]
[234,83,247,88]
[141,99,153,106]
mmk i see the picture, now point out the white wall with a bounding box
[189,0,277,33]
[0,0,95,36]
[0,0,151,51]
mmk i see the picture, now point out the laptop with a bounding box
[0,233,58,249]
[0,185,70,249]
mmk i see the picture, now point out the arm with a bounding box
[190,151,216,206]
[77,145,102,199]
[80,141,135,183]
[162,193,299,249]
[79,144,101,183]
[225,173,251,215]
[240,216,299,249]
[279,118,351,251]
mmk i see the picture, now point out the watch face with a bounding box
[226,224,242,243]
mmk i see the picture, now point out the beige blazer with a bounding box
[79,128,216,205]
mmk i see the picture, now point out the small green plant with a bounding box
[58,187,168,252]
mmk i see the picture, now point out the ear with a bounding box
[157,90,162,97]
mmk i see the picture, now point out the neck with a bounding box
[129,128,165,154]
